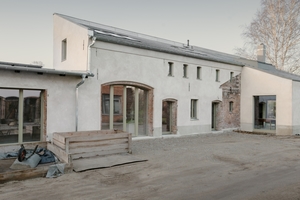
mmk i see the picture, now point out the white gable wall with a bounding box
[241,66,293,135]
[53,15,89,71]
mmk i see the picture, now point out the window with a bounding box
[168,62,173,76]
[0,88,43,144]
[102,94,121,114]
[183,64,188,78]
[190,99,197,119]
[216,69,220,82]
[197,67,201,80]
[230,72,234,81]
[229,101,233,112]
[254,95,276,130]
[61,39,67,61]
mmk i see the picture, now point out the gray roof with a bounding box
[256,62,300,82]
[55,13,300,82]
[55,13,245,67]
[0,61,94,77]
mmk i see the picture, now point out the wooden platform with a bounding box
[0,159,72,184]
[47,130,132,164]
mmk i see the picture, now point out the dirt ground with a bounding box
[1,132,300,200]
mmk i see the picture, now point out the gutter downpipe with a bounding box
[76,75,86,132]
[75,35,96,132]
[87,36,96,71]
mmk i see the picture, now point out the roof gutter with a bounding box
[75,74,86,132]
[0,64,94,77]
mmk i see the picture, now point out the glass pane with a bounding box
[138,89,147,136]
[254,95,276,130]
[126,87,135,134]
[0,89,19,144]
[23,90,41,142]
[101,85,124,130]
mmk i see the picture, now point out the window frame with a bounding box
[229,101,233,112]
[183,64,188,78]
[197,66,202,80]
[61,39,67,62]
[0,88,44,145]
[102,94,122,115]
[190,99,198,119]
[168,62,173,76]
[230,72,234,81]
[216,69,220,82]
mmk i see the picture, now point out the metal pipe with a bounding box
[87,37,96,71]
[75,75,86,131]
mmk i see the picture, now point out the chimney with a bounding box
[257,43,266,63]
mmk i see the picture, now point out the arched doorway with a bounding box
[101,81,153,137]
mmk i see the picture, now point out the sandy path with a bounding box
[1,132,300,200]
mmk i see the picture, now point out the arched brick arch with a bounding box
[101,81,154,136]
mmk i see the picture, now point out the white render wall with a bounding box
[90,41,243,136]
[292,81,300,135]
[241,67,293,135]
[53,14,90,71]
[0,70,99,141]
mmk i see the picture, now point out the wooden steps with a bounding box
[47,130,132,164]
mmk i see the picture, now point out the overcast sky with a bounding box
[0,0,261,68]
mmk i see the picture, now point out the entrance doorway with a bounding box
[162,99,177,134]
[211,102,218,130]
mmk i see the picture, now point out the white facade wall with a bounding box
[241,67,293,135]
[0,70,99,141]
[90,41,242,136]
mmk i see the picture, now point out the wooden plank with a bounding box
[70,133,128,142]
[53,138,66,150]
[68,133,129,142]
[53,132,66,144]
[66,138,70,154]
[72,154,147,172]
[69,138,128,149]
[56,130,124,138]
[71,148,128,160]
[0,167,48,184]
[69,143,129,154]
[47,143,70,163]
[128,133,132,154]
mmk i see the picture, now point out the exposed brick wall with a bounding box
[216,74,241,130]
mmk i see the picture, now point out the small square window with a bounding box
[168,62,173,76]
[61,39,67,61]
[183,64,188,78]
[216,69,220,82]
[191,99,197,119]
[197,66,201,80]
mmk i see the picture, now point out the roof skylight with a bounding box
[94,30,137,41]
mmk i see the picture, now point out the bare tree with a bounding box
[236,0,300,73]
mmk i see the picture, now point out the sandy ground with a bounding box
[1,132,300,200]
